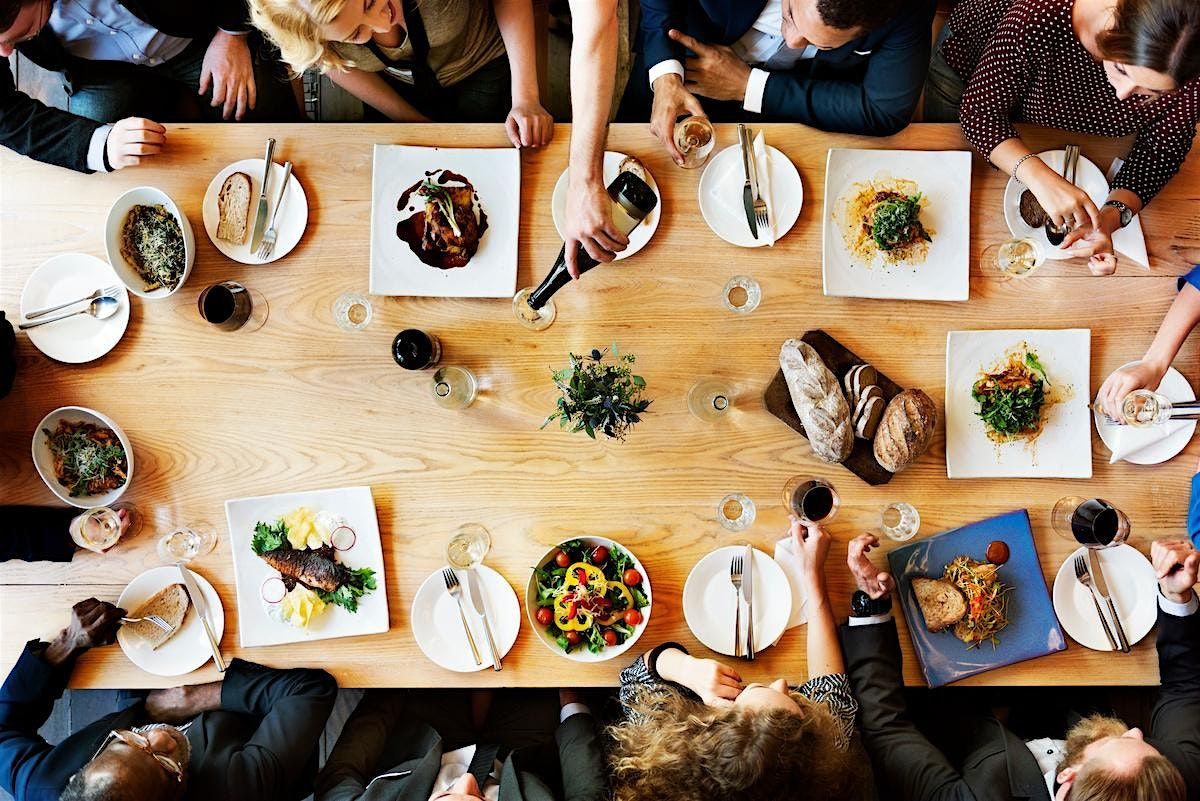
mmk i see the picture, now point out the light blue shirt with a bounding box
[48,0,191,67]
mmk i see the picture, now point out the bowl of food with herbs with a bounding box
[105,186,195,299]
[31,405,133,508]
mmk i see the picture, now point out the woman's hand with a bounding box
[659,650,743,707]
[847,534,895,599]
[789,516,830,585]
[1060,225,1116,270]
[1097,359,1167,422]
[505,101,553,148]
[1027,170,1102,232]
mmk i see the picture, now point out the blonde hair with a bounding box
[608,685,856,801]
[249,0,358,74]
[1061,714,1186,801]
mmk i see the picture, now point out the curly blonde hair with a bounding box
[248,0,359,74]
[608,685,857,801]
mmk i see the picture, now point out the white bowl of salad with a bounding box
[526,536,651,662]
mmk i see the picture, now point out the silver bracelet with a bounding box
[1011,152,1038,181]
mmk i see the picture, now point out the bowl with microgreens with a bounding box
[542,345,651,441]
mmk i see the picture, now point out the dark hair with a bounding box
[816,0,904,33]
[1098,0,1200,86]
[0,0,37,33]
[60,770,143,801]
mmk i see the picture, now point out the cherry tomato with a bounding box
[535,607,553,627]
[622,568,642,586]
[567,601,579,621]
[603,629,619,646]
[591,545,609,564]
[565,630,582,645]
[555,550,571,568]
[624,609,643,626]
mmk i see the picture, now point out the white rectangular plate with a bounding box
[226,485,389,647]
[945,329,1092,478]
[822,148,971,301]
[369,144,519,297]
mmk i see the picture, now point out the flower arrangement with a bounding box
[543,345,651,441]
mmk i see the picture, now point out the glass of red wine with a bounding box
[198,281,267,333]
[783,476,839,524]
[1051,497,1130,548]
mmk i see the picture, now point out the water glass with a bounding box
[157,526,217,563]
[723,276,762,314]
[718,494,756,532]
[880,502,921,542]
[69,507,124,553]
[687,379,732,421]
[446,523,492,568]
[333,292,373,331]
[783,476,839,523]
[673,115,716,169]
[983,237,1044,279]
[432,366,478,409]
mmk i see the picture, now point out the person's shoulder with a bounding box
[999,0,1074,35]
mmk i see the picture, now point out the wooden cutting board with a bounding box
[764,329,903,486]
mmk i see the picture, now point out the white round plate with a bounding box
[698,144,802,248]
[526,537,652,663]
[411,565,520,672]
[19,254,130,364]
[1003,150,1108,261]
[202,159,309,264]
[1094,363,1196,465]
[32,405,133,508]
[105,186,195,299]
[551,151,661,261]
[1052,545,1156,651]
[683,545,792,656]
[117,566,225,676]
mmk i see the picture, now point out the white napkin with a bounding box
[752,132,775,246]
[1105,157,1150,270]
[1107,421,1182,463]
[773,536,810,628]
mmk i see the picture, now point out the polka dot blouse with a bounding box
[942,0,1200,206]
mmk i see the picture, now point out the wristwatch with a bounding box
[851,590,893,618]
[1103,199,1134,228]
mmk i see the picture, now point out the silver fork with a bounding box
[747,127,770,235]
[753,195,769,235]
[1074,554,1118,651]
[442,568,482,666]
[25,284,122,320]
[121,614,173,633]
[256,160,293,261]
[729,555,743,658]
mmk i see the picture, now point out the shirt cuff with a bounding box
[1159,590,1199,617]
[559,702,591,723]
[743,68,770,114]
[848,613,894,626]
[87,125,113,173]
[648,59,684,90]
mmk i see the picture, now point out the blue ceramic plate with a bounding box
[888,509,1066,687]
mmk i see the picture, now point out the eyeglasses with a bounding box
[91,729,184,782]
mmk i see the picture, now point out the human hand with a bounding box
[847,534,895,599]
[1096,360,1167,422]
[558,688,583,707]
[115,507,132,536]
[44,598,125,667]
[789,516,831,584]
[563,176,628,278]
[1028,171,1102,232]
[669,29,751,103]
[669,654,743,707]
[1152,539,1200,604]
[105,118,166,169]
[649,74,705,167]
[505,101,553,149]
[200,31,257,120]
[146,680,221,723]
[1060,224,1116,268]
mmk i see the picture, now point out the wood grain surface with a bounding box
[2,122,1198,689]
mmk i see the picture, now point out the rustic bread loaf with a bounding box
[216,172,252,245]
[779,339,853,464]
[873,389,937,473]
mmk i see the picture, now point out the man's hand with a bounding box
[105,118,166,169]
[847,534,895,600]
[1152,539,1200,605]
[505,102,554,149]
[146,681,222,723]
[43,598,124,668]
[200,31,257,121]
[789,516,831,585]
[658,650,742,707]
[563,176,628,278]
[1096,359,1167,422]
[669,29,751,103]
[649,74,705,166]
[558,688,583,708]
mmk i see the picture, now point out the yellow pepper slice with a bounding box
[608,580,635,611]
[563,562,607,595]
[555,605,594,631]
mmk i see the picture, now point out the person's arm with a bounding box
[1148,539,1200,790]
[327,68,430,122]
[790,519,842,678]
[216,660,337,798]
[493,0,553,148]
[555,690,605,801]
[0,507,76,563]
[315,691,408,801]
[0,57,103,173]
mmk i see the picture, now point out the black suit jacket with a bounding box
[636,0,934,134]
[1,0,251,172]
[0,643,336,801]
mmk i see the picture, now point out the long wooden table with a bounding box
[1,123,1198,688]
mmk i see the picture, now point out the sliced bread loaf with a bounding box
[127,583,189,649]
[216,172,252,244]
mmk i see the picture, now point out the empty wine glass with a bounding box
[157,525,217,562]
[687,379,733,421]
[69,507,124,553]
[446,523,492,568]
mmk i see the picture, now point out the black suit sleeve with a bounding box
[0,57,102,173]
[636,0,687,71]
[840,621,977,801]
[0,642,72,801]
[1151,606,1200,801]
[218,659,337,798]
[0,507,77,563]
[315,691,410,801]
[214,0,253,33]
[556,712,606,801]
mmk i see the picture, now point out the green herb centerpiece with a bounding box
[543,345,651,440]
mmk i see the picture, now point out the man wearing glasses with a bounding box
[0,597,338,801]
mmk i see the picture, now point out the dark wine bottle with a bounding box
[392,329,442,370]
[526,170,659,311]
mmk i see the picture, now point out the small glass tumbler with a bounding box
[432,366,478,409]
[688,379,732,421]
[718,494,756,532]
[333,292,373,331]
[880,502,921,542]
[723,276,762,314]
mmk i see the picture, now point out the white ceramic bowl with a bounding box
[105,186,195,299]
[32,406,133,508]
[525,536,652,663]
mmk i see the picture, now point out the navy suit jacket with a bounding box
[637,0,935,135]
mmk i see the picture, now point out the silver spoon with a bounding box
[19,296,119,329]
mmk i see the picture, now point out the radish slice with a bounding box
[261,577,286,604]
[330,525,356,551]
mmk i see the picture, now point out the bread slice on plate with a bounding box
[912,577,966,633]
[216,171,252,245]
[126,583,190,649]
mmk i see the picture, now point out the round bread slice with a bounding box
[127,583,190,650]
[216,171,252,245]
[853,394,885,439]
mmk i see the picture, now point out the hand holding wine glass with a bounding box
[1097,360,1168,422]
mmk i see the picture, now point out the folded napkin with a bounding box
[752,132,775,246]
[1106,157,1150,270]
[1106,420,1183,463]
[773,536,810,628]
[706,134,774,244]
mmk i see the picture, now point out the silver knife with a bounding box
[250,138,276,252]
[742,543,755,661]
[1088,549,1130,653]
[746,126,761,203]
[176,563,226,672]
[465,568,502,671]
[737,124,757,239]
